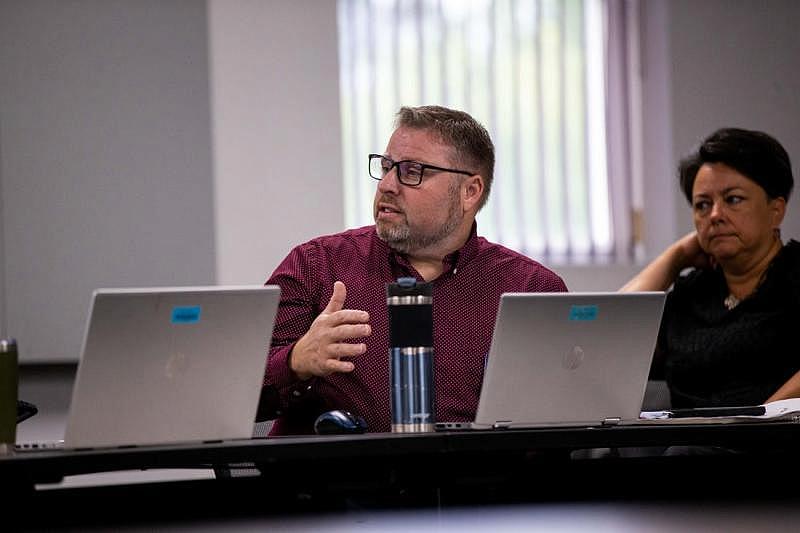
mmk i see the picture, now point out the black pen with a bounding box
[667,405,766,418]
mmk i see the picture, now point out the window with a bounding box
[337,0,639,264]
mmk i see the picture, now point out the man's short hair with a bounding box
[395,105,495,210]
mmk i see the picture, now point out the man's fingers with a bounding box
[322,281,347,314]
[303,281,371,377]
[328,342,367,358]
[326,322,371,341]
[311,344,362,376]
[324,358,355,374]
[319,282,370,327]
[325,309,370,328]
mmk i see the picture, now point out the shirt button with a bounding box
[292,390,301,397]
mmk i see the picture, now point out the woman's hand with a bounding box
[673,231,714,271]
[621,231,712,292]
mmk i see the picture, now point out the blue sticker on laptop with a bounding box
[171,306,201,324]
[568,305,598,321]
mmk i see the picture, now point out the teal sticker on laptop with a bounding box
[568,305,598,321]
[172,305,201,324]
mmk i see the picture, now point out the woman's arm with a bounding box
[766,370,800,403]
[620,232,712,292]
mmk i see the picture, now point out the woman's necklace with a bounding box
[723,237,783,311]
[723,293,740,310]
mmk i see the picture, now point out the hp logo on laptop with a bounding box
[563,345,585,370]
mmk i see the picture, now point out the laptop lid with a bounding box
[471,291,665,429]
[62,285,280,449]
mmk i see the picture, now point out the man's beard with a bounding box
[376,182,462,254]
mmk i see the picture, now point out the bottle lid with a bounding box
[386,278,432,298]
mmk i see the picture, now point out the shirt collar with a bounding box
[372,221,480,276]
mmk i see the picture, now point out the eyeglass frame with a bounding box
[368,153,475,187]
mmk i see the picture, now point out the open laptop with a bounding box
[435,291,666,431]
[18,285,280,450]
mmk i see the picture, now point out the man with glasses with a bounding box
[259,105,567,435]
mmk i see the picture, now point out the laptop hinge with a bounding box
[602,417,622,426]
[492,420,513,429]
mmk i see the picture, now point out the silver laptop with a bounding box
[436,291,666,430]
[20,285,280,450]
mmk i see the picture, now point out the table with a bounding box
[4,422,800,530]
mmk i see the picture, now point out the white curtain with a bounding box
[338,0,639,264]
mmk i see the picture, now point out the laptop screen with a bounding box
[60,285,280,449]
[471,291,666,429]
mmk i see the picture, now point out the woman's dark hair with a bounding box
[678,127,794,204]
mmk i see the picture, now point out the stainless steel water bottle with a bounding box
[0,338,18,453]
[387,277,434,433]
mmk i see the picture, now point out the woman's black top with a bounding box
[654,240,800,408]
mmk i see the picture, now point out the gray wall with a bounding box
[0,0,342,363]
[2,0,800,362]
[207,0,343,286]
[0,0,216,362]
[668,0,800,236]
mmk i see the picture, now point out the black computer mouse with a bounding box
[314,409,368,435]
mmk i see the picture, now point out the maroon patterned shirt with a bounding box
[261,223,567,435]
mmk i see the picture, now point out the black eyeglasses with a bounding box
[368,154,474,187]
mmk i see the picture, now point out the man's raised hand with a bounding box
[289,281,371,380]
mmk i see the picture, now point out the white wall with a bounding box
[207,0,343,286]
[2,0,800,361]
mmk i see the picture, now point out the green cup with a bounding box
[0,338,18,452]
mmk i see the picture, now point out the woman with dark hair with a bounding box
[623,127,800,409]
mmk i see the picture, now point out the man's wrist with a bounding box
[287,344,313,381]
